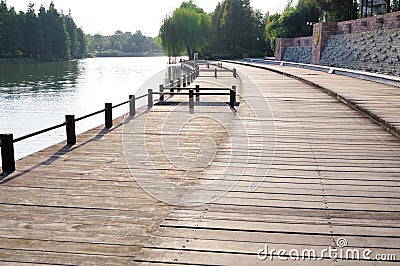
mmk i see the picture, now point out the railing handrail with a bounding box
[9,71,197,145]
[0,61,237,174]
[13,122,67,143]
[75,109,107,123]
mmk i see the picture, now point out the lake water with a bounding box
[0,57,184,161]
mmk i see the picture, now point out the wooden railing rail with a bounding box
[0,61,237,174]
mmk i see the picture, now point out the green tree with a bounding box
[315,0,357,22]
[393,0,400,11]
[253,9,269,53]
[208,0,267,57]
[49,2,70,59]
[76,27,88,58]
[209,2,224,51]
[38,2,70,60]
[159,1,211,59]
[23,2,43,58]
[0,1,86,60]
[265,0,319,52]
[0,1,6,54]
[38,5,50,55]
[219,0,258,50]
[86,30,160,56]
[65,10,79,58]
[265,13,281,53]
[0,1,23,56]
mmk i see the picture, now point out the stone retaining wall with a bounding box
[275,36,313,63]
[275,11,400,76]
[282,46,312,64]
[320,28,400,76]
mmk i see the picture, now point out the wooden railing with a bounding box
[0,61,237,174]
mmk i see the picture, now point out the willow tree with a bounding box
[159,1,211,59]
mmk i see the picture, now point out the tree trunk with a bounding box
[371,0,374,16]
[185,41,193,60]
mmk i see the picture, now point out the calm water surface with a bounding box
[0,57,183,160]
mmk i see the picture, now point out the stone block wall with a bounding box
[320,28,400,76]
[311,23,337,64]
[275,36,313,63]
[275,11,400,76]
[283,46,312,64]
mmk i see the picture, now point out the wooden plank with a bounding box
[2,62,400,265]
[135,63,400,264]
[135,248,340,265]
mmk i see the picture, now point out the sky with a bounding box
[8,0,295,37]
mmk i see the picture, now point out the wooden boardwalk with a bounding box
[1,63,400,265]
[235,60,400,138]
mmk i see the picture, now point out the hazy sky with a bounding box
[8,0,295,36]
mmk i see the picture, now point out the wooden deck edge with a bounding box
[224,60,400,140]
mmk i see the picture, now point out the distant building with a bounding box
[360,0,388,17]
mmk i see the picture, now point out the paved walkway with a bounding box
[1,63,400,265]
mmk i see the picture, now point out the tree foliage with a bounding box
[314,0,358,22]
[0,1,87,60]
[159,1,211,59]
[87,30,161,56]
[212,0,260,50]
[159,0,269,58]
[265,0,319,52]
[391,0,400,11]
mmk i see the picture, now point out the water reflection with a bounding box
[0,57,187,160]
[0,61,79,94]
[166,65,186,83]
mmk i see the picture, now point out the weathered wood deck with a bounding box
[1,63,400,265]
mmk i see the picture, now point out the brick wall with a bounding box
[336,11,400,34]
[275,36,313,61]
[275,38,293,61]
[275,10,400,65]
[311,23,337,64]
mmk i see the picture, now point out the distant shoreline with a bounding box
[0,54,167,64]
[0,58,39,65]
[94,53,166,58]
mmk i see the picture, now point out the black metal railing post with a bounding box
[148,89,153,108]
[0,134,15,173]
[170,80,174,93]
[159,85,165,101]
[215,68,218,78]
[129,95,136,117]
[195,85,200,102]
[189,89,194,110]
[65,115,76,145]
[233,68,237,78]
[105,103,113,128]
[177,77,181,88]
[230,85,236,109]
